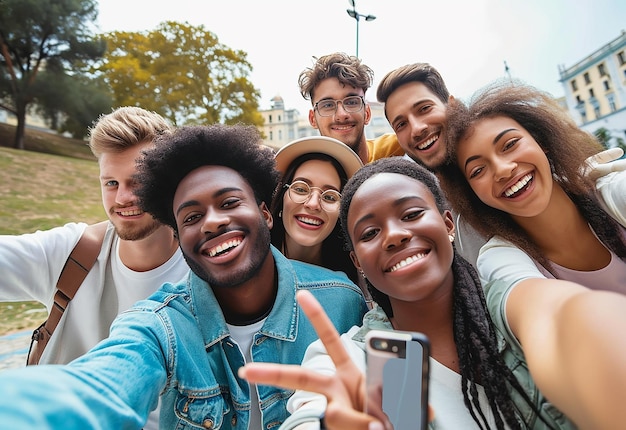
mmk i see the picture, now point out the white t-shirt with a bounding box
[0,221,190,430]
[228,319,266,430]
[287,326,505,429]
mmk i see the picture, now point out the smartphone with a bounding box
[365,330,430,430]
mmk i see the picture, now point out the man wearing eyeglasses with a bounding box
[298,52,404,164]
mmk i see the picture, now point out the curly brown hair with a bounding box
[437,80,626,269]
[298,52,374,102]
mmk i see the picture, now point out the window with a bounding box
[584,72,591,85]
[268,115,273,124]
[607,94,617,112]
[618,51,626,65]
[571,79,578,91]
[278,115,282,122]
[598,63,607,76]
[604,80,611,91]
[589,88,595,98]
[278,130,282,140]
[269,131,273,140]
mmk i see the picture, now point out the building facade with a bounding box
[258,95,301,151]
[558,30,626,145]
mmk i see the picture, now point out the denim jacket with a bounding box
[0,246,368,430]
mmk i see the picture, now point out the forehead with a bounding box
[313,77,365,101]
[173,165,253,204]
[349,173,435,216]
[98,142,152,175]
[293,159,340,179]
[461,115,524,145]
[386,82,442,113]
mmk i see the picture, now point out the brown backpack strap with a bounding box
[27,221,108,365]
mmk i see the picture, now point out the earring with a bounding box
[359,269,367,279]
[449,234,455,242]
[278,210,282,218]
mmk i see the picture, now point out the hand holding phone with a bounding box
[365,330,430,430]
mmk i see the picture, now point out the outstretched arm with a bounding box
[506,278,626,429]
[239,290,385,430]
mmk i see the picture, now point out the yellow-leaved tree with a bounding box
[98,21,264,127]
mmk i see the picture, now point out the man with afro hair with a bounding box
[0,124,368,430]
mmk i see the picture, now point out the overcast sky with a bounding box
[95,0,626,115]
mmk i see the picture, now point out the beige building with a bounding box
[259,96,393,150]
[558,30,626,143]
[258,95,301,151]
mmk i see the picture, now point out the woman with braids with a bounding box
[241,157,626,429]
[437,81,626,294]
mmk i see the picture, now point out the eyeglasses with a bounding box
[285,181,342,211]
[314,96,365,117]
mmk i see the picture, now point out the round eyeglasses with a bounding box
[285,181,341,211]
[314,96,365,117]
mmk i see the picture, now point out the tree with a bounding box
[0,0,106,148]
[594,127,626,154]
[33,71,112,138]
[98,21,264,127]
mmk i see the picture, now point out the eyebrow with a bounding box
[352,195,428,231]
[175,187,243,216]
[463,127,517,169]
[293,177,340,191]
[316,91,361,102]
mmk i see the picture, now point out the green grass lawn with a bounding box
[0,124,106,335]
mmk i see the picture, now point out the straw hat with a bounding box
[274,136,363,177]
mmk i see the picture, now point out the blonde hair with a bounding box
[88,107,172,158]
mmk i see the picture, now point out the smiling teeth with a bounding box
[388,253,427,272]
[297,216,322,226]
[417,134,438,150]
[504,174,532,197]
[119,209,143,216]
[208,239,242,257]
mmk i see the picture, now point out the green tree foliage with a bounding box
[33,71,112,138]
[99,21,264,127]
[0,0,108,148]
[594,127,626,153]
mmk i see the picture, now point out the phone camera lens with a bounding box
[374,339,388,350]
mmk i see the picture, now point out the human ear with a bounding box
[259,201,273,230]
[308,109,319,129]
[364,103,372,125]
[349,250,362,272]
[443,210,455,239]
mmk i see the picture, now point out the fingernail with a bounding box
[369,422,384,430]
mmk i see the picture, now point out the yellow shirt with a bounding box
[366,133,403,163]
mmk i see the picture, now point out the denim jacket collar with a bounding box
[187,245,302,349]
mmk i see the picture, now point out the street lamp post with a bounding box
[346,0,376,58]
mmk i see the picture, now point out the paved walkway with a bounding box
[0,330,30,371]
